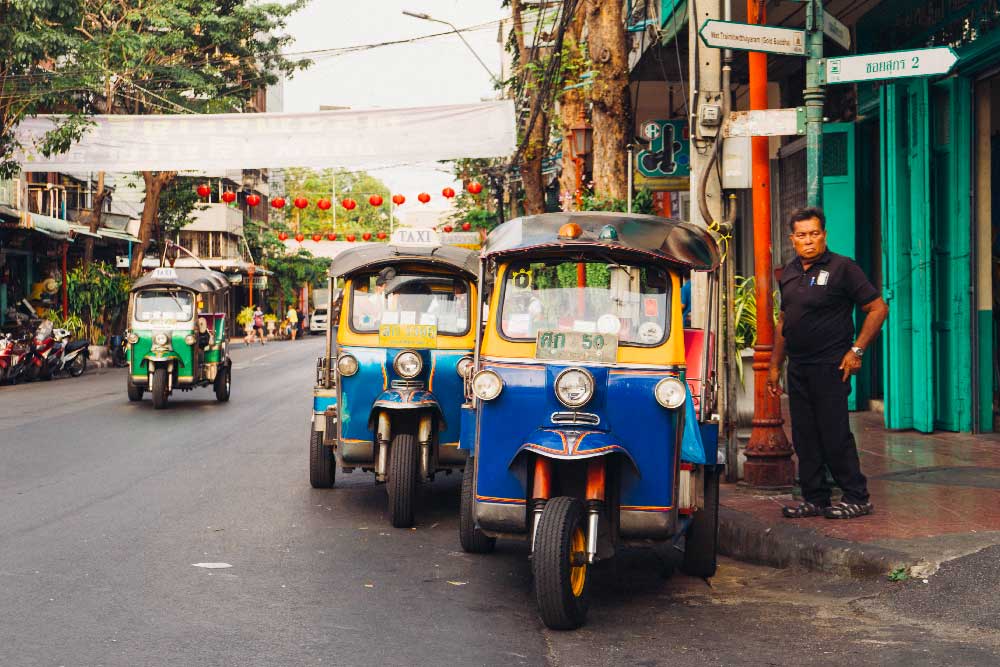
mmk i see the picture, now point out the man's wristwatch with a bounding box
[851,346,864,358]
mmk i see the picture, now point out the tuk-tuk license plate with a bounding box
[378,323,438,348]
[535,330,618,363]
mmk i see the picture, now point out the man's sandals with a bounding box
[782,500,874,519]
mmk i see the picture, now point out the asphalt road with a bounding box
[1,336,998,667]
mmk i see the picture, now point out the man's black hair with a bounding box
[789,207,826,233]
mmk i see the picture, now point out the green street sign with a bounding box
[826,47,958,83]
[698,20,806,56]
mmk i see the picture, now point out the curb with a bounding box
[718,506,917,579]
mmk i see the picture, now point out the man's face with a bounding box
[790,217,827,262]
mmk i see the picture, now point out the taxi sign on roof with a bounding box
[390,228,440,247]
[151,267,179,280]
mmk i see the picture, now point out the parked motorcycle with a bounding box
[25,320,63,381]
[52,328,90,377]
[0,332,31,384]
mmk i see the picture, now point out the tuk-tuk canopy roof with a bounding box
[327,243,479,279]
[482,212,721,271]
[131,266,230,294]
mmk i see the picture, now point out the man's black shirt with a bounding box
[778,250,879,364]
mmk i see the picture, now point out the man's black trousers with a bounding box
[787,361,870,506]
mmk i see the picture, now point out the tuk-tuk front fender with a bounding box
[141,351,184,369]
[509,428,638,474]
[366,388,446,431]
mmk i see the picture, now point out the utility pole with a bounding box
[742,0,794,489]
[804,0,825,207]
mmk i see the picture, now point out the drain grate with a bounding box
[875,466,1000,489]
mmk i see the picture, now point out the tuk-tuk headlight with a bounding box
[555,368,595,408]
[393,350,423,378]
[655,377,687,409]
[126,332,139,345]
[184,334,196,346]
[456,356,474,378]
[472,369,503,401]
[337,354,359,377]
[153,333,169,346]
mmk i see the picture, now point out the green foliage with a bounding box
[160,177,206,235]
[888,567,909,582]
[733,275,758,351]
[449,158,504,231]
[64,261,130,342]
[283,168,393,235]
[49,313,86,341]
[236,306,254,327]
[264,249,329,311]
[581,188,654,215]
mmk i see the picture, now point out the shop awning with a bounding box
[91,227,140,244]
[69,223,102,239]
[24,212,72,241]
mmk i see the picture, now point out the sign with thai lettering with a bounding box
[724,108,805,137]
[378,323,438,348]
[823,11,851,50]
[698,20,806,56]
[826,47,958,83]
[535,330,618,363]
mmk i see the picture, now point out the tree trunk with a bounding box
[558,11,587,210]
[586,0,630,200]
[511,0,549,216]
[81,171,108,266]
[129,171,176,279]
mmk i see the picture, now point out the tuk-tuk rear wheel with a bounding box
[387,433,418,528]
[214,364,231,402]
[309,430,336,488]
[459,459,495,553]
[681,466,721,578]
[151,366,169,409]
[534,496,590,630]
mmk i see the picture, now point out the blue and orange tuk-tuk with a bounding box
[311,240,479,528]
[459,212,722,629]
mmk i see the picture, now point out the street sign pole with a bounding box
[804,0,825,207]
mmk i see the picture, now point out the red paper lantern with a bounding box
[346,234,356,242]
[442,187,456,199]
[376,231,387,240]
[443,225,454,233]
[293,197,308,209]
[326,232,337,241]
[391,194,405,206]
[317,198,332,211]
[368,194,383,207]
[341,198,357,211]
[362,232,372,241]
[246,194,261,207]
[462,222,472,231]
[294,233,305,242]
[467,181,483,194]
[312,233,322,242]
[271,197,286,209]
[196,184,211,198]
[417,192,431,204]
[277,231,289,241]
[222,191,237,204]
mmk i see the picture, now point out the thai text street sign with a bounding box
[826,47,958,83]
[823,11,851,50]
[699,20,806,56]
[724,108,806,137]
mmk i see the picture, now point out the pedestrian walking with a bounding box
[286,305,299,341]
[767,207,889,520]
[252,306,266,345]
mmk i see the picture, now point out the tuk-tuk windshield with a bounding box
[350,271,470,335]
[500,260,671,346]
[134,289,195,323]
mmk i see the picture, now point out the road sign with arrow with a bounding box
[698,20,806,56]
[826,46,958,83]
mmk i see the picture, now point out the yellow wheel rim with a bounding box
[569,527,587,597]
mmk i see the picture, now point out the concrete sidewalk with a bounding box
[719,411,1000,580]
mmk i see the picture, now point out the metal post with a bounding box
[626,144,634,213]
[61,243,68,319]
[743,0,793,488]
[804,0,825,207]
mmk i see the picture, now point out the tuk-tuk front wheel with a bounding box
[534,496,590,630]
[459,460,495,554]
[214,364,231,402]
[151,366,169,409]
[309,430,336,488]
[387,433,418,528]
[126,375,143,402]
[681,466,720,578]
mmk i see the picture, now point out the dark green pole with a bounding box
[804,0,825,207]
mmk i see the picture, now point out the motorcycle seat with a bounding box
[65,340,89,353]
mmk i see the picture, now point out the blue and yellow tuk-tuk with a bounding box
[126,266,232,409]
[459,212,722,629]
[311,239,479,528]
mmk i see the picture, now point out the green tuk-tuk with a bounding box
[125,266,232,409]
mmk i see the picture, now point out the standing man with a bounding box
[767,208,889,520]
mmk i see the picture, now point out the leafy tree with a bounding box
[0,0,88,178]
[48,0,310,276]
[159,176,206,237]
[281,168,395,237]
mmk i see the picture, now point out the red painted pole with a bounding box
[743,0,793,488]
[61,243,68,319]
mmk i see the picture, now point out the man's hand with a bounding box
[839,349,862,382]
[766,365,782,397]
